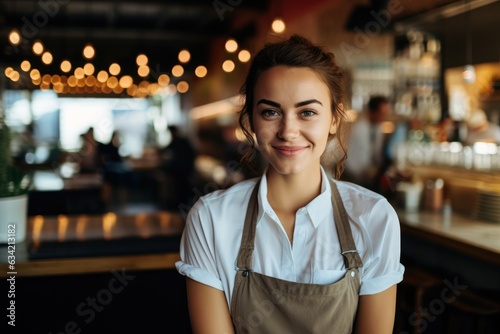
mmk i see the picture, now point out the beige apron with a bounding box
[230,179,363,334]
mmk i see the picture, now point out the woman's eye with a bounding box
[261,109,280,117]
[300,109,317,117]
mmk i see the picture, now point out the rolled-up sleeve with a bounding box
[175,198,224,291]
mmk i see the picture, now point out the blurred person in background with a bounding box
[343,96,392,193]
[160,125,197,208]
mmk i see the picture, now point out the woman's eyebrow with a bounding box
[295,99,323,107]
[256,99,323,108]
[256,99,280,108]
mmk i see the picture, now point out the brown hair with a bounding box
[238,34,349,179]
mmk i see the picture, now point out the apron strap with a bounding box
[329,179,364,269]
[235,179,261,271]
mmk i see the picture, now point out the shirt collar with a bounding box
[257,166,333,228]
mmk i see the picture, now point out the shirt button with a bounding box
[351,271,356,278]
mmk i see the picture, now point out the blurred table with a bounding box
[28,171,105,215]
[0,211,184,277]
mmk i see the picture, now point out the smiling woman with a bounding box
[176,35,404,334]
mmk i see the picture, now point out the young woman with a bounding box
[176,35,404,334]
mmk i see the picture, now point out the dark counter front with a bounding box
[0,211,192,333]
[397,208,500,292]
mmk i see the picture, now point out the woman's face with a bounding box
[252,66,338,176]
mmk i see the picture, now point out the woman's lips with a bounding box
[273,146,307,157]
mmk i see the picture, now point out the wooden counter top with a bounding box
[0,211,184,277]
[397,208,500,266]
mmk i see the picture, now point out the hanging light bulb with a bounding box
[463,0,475,84]
[271,18,286,33]
[463,65,476,84]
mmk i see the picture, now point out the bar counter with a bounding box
[1,208,499,279]
[0,211,184,278]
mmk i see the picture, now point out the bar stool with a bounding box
[395,266,443,334]
[446,289,500,334]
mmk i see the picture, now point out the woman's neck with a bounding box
[266,166,322,214]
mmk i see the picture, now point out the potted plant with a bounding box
[0,112,32,244]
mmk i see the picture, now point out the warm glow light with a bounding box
[97,70,109,83]
[76,216,87,240]
[158,74,170,86]
[10,71,20,82]
[84,63,95,76]
[30,69,41,80]
[20,60,31,72]
[222,60,235,72]
[74,67,85,79]
[177,81,189,93]
[51,74,61,84]
[8,29,21,45]
[102,212,116,240]
[41,51,53,65]
[4,67,14,78]
[271,18,286,33]
[32,41,44,55]
[195,65,207,78]
[238,50,251,63]
[225,39,238,53]
[109,63,121,76]
[53,83,64,94]
[42,74,51,84]
[172,65,184,77]
[178,49,191,63]
[107,76,119,89]
[67,75,77,87]
[83,44,95,59]
[136,54,148,66]
[85,75,96,86]
[32,215,44,249]
[60,60,72,73]
[119,75,133,88]
[57,215,69,242]
[138,65,150,77]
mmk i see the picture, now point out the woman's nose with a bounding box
[277,116,299,141]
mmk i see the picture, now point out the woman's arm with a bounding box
[353,285,397,334]
[186,278,235,334]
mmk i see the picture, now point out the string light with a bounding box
[8,29,21,45]
[222,60,235,72]
[238,50,251,63]
[32,41,44,55]
[136,54,148,66]
[178,49,191,63]
[60,60,72,73]
[225,39,238,53]
[20,61,31,72]
[271,18,286,33]
[195,66,208,78]
[83,44,95,59]
[41,51,53,65]
[172,65,184,77]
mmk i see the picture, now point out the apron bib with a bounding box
[230,178,363,334]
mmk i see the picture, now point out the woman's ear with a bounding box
[329,103,342,135]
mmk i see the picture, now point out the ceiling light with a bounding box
[225,39,238,53]
[177,81,189,93]
[271,18,286,33]
[222,60,235,72]
[109,63,121,76]
[84,63,95,76]
[10,71,20,82]
[97,71,109,83]
[195,66,208,78]
[83,44,95,59]
[30,69,41,80]
[74,67,85,79]
[20,61,31,72]
[119,75,133,88]
[138,65,150,77]
[41,51,53,65]
[8,29,21,45]
[60,60,72,73]
[136,54,148,66]
[4,67,14,78]
[178,49,191,63]
[32,41,44,55]
[158,74,170,86]
[238,50,251,63]
[172,65,184,77]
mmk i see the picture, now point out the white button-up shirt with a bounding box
[176,167,404,306]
